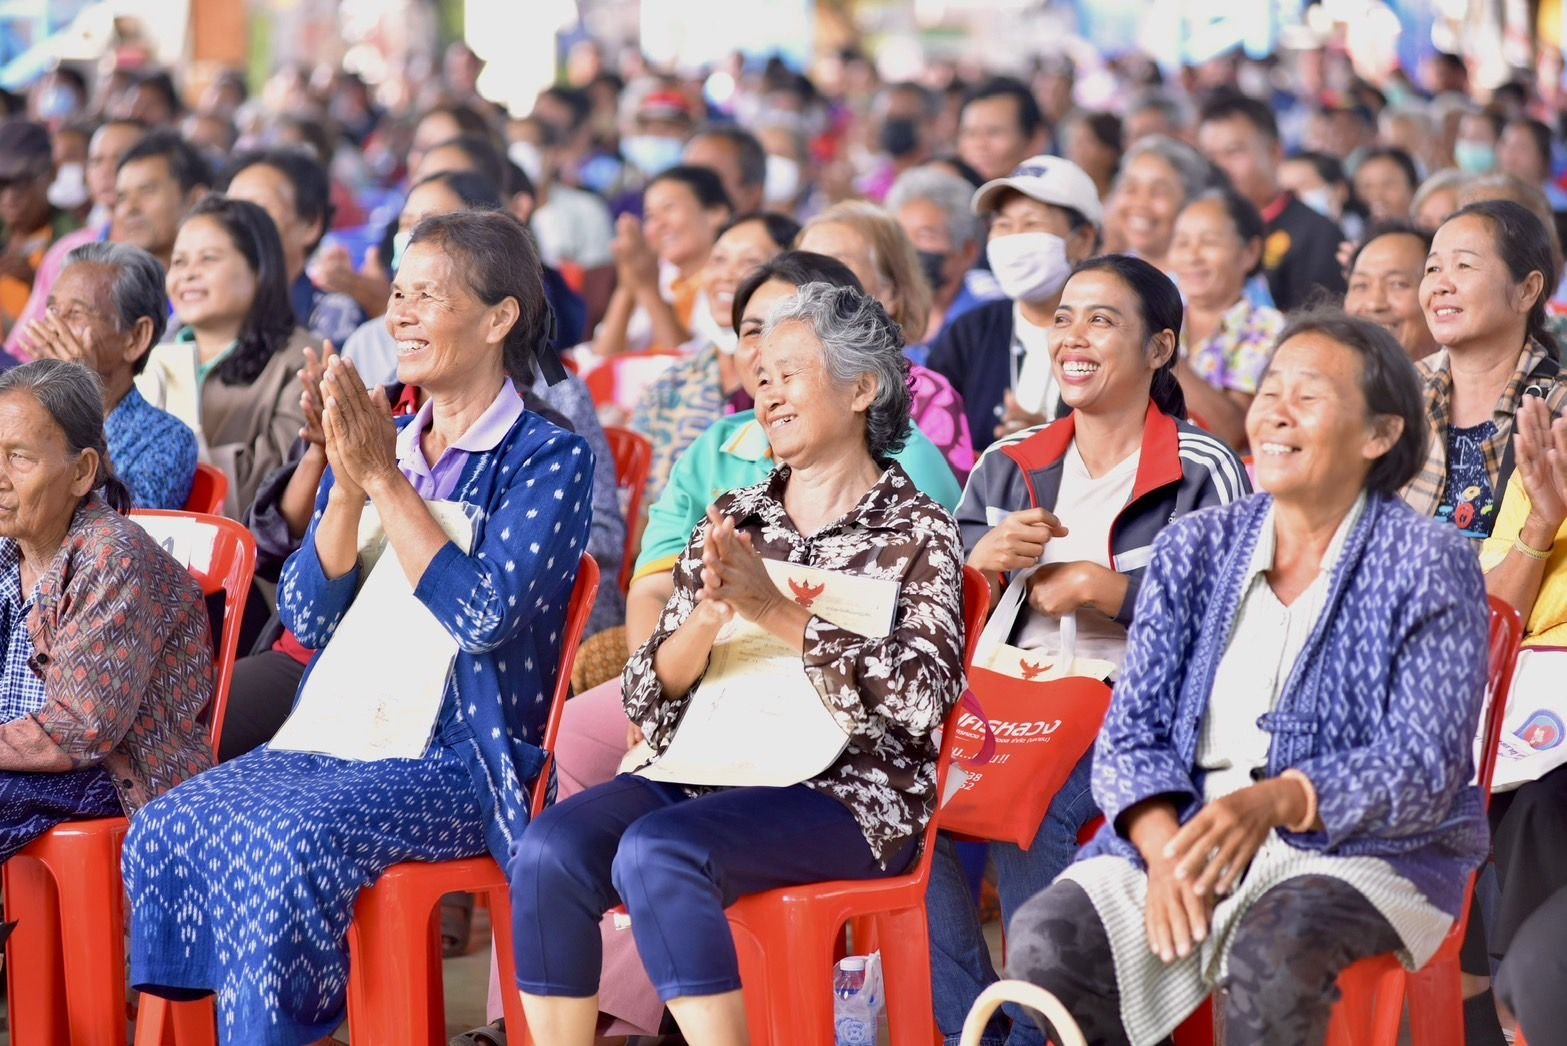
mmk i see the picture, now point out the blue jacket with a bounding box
[279,410,594,864]
[1079,492,1490,917]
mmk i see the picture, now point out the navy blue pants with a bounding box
[509,774,914,1002]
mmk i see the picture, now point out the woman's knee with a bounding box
[609,809,710,904]
[508,806,613,900]
[1004,880,1105,985]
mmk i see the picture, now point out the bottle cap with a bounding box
[838,957,867,971]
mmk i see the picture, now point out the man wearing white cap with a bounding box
[926,155,1101,450]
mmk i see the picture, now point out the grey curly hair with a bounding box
[761,282,913,462]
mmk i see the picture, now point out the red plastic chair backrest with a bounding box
[531,553,601,818]
[1479,595,1525,805]
[183,463,229,516]
[603,426,652,589]
[128,510,258,754]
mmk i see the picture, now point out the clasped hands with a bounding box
[690,506,795,635]
[967,506,1116,616]
[301,344,397,501]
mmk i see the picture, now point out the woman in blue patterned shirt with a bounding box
[1004,313,1490,1046]
[123,211,594,1045]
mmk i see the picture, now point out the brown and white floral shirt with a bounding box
[622,461,967,863]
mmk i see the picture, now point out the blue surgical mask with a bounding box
[1454,141,1497,175]
[622,134,685,178]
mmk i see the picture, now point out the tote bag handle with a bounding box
[960,981,1088,1046]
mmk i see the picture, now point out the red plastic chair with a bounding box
[135,554,600,1046]
[341,554,598,1045]
[4,512,257,1046]
[581,349,682,416]
[603,426,652,590]
[182,463,229,516]
[1171,595,1525,1046]
[709,566,991,1046]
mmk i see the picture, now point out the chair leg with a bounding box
[483,882,532,1046]
[5,857,68,1045]
[1405,955,1465,1046]
[53,843,130,1046]
[132,994,216,1046]
[875,905,937,1046]
[346,887,446,1046]
[731,906,840,1046]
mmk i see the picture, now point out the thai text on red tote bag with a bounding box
[940,576,1113,849]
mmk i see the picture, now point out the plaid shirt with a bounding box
[0,541,45,723]
[1402,340,1567,542]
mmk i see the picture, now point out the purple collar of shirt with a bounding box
[395,378,525,501]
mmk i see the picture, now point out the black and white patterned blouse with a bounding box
[622,461,968,864]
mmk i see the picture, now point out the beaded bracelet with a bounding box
[1515,535,1555,561]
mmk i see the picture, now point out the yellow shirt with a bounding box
[1480,471,1567,646]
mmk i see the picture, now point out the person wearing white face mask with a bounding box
[926,155,1101,450]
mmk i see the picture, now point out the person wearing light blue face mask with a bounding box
[925,155,1101,449]
[1455,110,1505,175]
[621,89,697,180]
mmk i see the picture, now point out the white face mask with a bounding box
[692,299,739,354]
[987,232,1073,304]
[509,141,545,188]
[1297,187,1338,219]
[764,154,801,206]
[47,162,87,210]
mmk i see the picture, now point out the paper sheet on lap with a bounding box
[269,500,474,762]
[634,559,899,788]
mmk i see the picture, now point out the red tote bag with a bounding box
[939,581,1115,849]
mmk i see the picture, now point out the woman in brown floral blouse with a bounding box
[510,282,968,1044]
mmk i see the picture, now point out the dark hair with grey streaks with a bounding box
[62,241,168,374]
[761,281,912,461]
[0,359,130,512]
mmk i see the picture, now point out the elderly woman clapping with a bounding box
[510,283,968,1045]
[1005,313,1491,1046]
[0,359,213,860]
[124,211,595,1045]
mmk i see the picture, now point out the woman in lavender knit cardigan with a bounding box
[1003,313,1491,1046]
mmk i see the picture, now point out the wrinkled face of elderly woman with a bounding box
[0,391,96,544]
[735,278,796,399]
[386,240,518,394]
[1245,332,1401,502]
[752,319,878,469]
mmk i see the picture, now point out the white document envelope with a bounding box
[635,559,900,788]
[269,500,475,762]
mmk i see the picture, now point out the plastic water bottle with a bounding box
[833,956,872,1045]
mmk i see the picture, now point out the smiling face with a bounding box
[735,278,795,399]
[1420,213,1541,353]
[1049,268,1172,416]
[1169,197,1256,308]
[751,318,875,468]
[1345,233,1437,360]
[643,178,725,270]
[1245,332,1398,502]
[384,240,513,394]
[703,219,785,333]
[1113,152,1187,262]
[166,215,258,332]
[0,391,95,545]
[48,263,144,383]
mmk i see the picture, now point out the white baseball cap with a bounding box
[972,155,1104,228]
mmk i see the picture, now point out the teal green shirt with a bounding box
[175,326,236,385]
[632,410,962,579]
